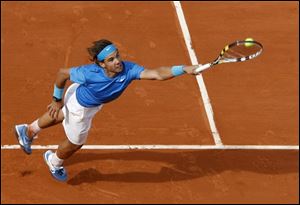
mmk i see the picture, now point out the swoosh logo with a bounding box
[118,76,126,82]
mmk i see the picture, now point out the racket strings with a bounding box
[222,44,262,62]
[224,49,245,58]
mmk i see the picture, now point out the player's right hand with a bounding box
[193,64,206,75]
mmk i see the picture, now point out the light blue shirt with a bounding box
[70,61,144,107]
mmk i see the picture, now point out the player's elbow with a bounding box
[58,68,70,80]
[154,68,170,81]
[140,68,169,81]
[155,74,166,81]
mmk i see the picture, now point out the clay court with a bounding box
[1,1,299,203]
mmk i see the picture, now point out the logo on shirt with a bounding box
[117,76,126,82]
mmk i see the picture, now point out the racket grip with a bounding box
[195,63,211,74]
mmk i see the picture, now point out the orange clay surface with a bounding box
[1,2,298,203]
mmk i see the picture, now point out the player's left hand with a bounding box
[47,101,63,119]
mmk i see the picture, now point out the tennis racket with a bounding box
[195,40,263,73]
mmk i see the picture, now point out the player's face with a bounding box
[101,50,123,74]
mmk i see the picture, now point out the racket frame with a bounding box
[195,40,263,73]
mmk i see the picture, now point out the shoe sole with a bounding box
[14,125,31,155]
[43,151,67,182]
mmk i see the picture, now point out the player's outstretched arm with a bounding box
[140,65,200,81]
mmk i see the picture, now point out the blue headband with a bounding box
[97,44,117,61]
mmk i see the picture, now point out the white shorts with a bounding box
[62,83,102,145]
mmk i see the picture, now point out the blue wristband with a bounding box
[171,65,185,76]
[53,84,64,99]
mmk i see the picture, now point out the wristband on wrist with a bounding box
[53,96,62,102]
[53,84,64,100]
[171,65,185,76]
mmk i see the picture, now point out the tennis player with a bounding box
[15,39,201,181]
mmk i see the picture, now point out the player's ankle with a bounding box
[27,119,41,139]
[26,127,35,139]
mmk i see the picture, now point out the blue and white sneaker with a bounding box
[15,124,33,155]
[43,150,67,182]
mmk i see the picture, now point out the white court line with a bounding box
[172,1,222,146]
[1,145,298,150]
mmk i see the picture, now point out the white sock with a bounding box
[29,119,41,136]
[50,152,64,168]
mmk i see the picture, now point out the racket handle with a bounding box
[195,63,211,74]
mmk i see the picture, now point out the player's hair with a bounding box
[87,39,113,65]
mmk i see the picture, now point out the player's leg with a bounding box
[27,110,65,139]
[15,110,65,155]
[15,84,78,155]
[43,137,83,181]
[43,125,92,182]
[56,138,83,159]
[44,107,102,181]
